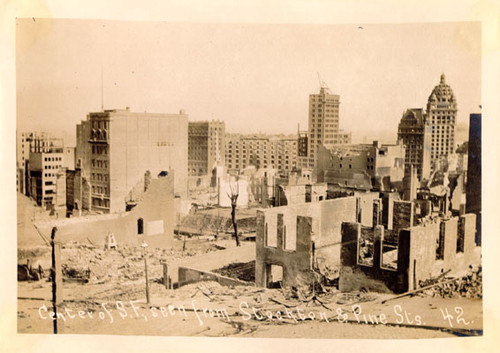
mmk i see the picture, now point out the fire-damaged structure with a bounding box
[255,194,481,293]
[255,193,381,288]
[340,202,480,293]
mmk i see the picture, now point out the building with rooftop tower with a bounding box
[426,73,457,165]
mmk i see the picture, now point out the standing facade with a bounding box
[188,120,225,176]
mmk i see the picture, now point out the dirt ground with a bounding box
[17,194,482,339]
[17,239,482,338]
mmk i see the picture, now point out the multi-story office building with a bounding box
[17,131,64,194]
[76,107,188,214]
[397,108,432,180]
[304,85,351,170]
[27,149,65,207]
[426,74,457,163]
[225,134,298,176]
[188,120,225,176]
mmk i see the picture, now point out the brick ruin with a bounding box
[255,194,379,288]
[255,196,481,293]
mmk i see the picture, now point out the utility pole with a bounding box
[51,227,63,334]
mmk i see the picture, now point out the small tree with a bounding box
[227,178,240,247]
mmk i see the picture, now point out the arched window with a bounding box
[137,218,144,235]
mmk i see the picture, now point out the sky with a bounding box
[16,19,481,146]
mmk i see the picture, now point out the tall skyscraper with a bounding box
[305,85,351,170]
[397,108,432,180]
[426,74,457,164]
[76,107,188,213]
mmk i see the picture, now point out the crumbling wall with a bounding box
[317,197,357,246]
[354,192,379,227]
[255,211,313,287]
[381,192,400,229]
[392,201,414,235]
[339,223,399,293]
[402,221,440,291]
[340,213,481,294]
[282,184,307,205]
[255,195,379,288]
[314,197,357,280]
[35,175,175,247]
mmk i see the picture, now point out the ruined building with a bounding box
[255,193,481,294]
[255,193,381,288]
[340,204,480,293]
[34,172,176,247]
[315,141,405,191]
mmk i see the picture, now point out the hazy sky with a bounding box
[16,19,481,146]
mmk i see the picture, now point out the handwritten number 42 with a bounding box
[440,307,471,327]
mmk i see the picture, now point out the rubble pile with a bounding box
[422,266,482,299]
[59,241,222,284]
[18,247,51,259]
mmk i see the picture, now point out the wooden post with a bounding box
[163,263,170,289]
[142,242,150,304]
[144,255,150,303]
[51,227,63,334]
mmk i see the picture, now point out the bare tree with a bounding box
[227,178,240,247]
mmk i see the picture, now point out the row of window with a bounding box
[228,163,295,170]
[91,159,108,169]
[92,185,109,194]
[44,164,61,170]
[91,172,109,182]
[92,145,108,155]
[92,197,110,208]
[44,157,61,162]
[91,120,109,129]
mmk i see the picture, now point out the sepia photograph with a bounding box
[13,17,485,340]
[2,0,498,350]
